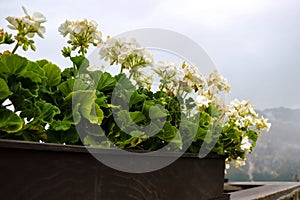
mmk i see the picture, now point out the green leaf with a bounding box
[196,126,209,140]
[95,95,108,108]
[73,79,89,91]
[142,101,168,119]
[66,90,103,124]
[61,68,75,79]
[36,59,49,68]
[142,100,155,115]
[116,131,147,148]
[58,79,75,96]
[95,104,104,125]
[51,109,78,131]
[130,130,145,137]
[51,120,73,131]
[129,90,146,107]
[71,56,89,70]
[246,130,258,148]
[0,78,12,100]
[21,129,47,142]
[43,63,61,86]
[0,109,24,133]
[116,110,132,127]
[32,102,60,124]
[39,102,60,124]
[149,105,168,119]
[58,78,88,96]
[96,72,116,91]
[157,122,183,149]
[84,134,111,148]
[199,112,211,128]
[19,61,45,83]
[0,54,28,76]
[129,111,146,123]
[46,126,79,144]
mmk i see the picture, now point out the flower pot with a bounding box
[0,139,228,200]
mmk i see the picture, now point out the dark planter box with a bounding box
[0,139,227,200]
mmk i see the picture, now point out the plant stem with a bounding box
[81,46,85,57]
[73,63,77,77]
[11,43,19,54]
[128,72,133,79]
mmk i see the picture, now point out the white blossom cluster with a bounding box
[58,19,102,57]
[132,70,153,90]
[227,136,252,168]
[154,61,207,94]
[6,6,46,38]
[154,61,180,91]
[99,37,153,69]
[154,61,231,111]
[58,19,102,43]
[226,99,271,132]
[99,37,154,89]
[224,99,271,168]
[207,70,231,94]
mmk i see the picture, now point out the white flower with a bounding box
[207,70,231,94]
[6,6,47,38]
[22,6,46,38]
[132,70,153,90]
[6,16,18,30]
[155,61,178,78]
[225,106,238,119]
[241,115,255,128]
[92,30,102,42]
[240,136,251,151]
[99,37,153,69]
[255,116,271,131]
[195,95,212,108]
[154,61,182,93]
[58,20,70,36]
[22,6,46,23]
[59,19,102,46]
[182,63,207,92]
[234,157,246,168]
[225,98,271,133]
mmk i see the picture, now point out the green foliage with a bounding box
[0,53,251,161]
[42,63,61,86]
[0,109,23,133]
[0,54,103,144]
[0,78,12,100]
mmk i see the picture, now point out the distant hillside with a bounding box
[260,107,300,123]
[226,107,300,182]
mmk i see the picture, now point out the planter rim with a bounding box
[0,139,223,159]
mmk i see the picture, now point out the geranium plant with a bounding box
[0,7,270,168]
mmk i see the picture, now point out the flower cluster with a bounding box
[207,70,231,94]
[99,37,154,89]
[99,37,153,71]
[5,6,46,52]
[154,61,180,92]
[59,19,102,56]
[154,61,230,111]
[224,99,271,167]
[226,99,271,132]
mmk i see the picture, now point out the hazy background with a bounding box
[1,0,300,109]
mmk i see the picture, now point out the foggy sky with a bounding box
[1,0,300,109]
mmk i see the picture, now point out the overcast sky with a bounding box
[1,0,300,109]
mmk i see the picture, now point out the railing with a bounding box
[226,182,300,200]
